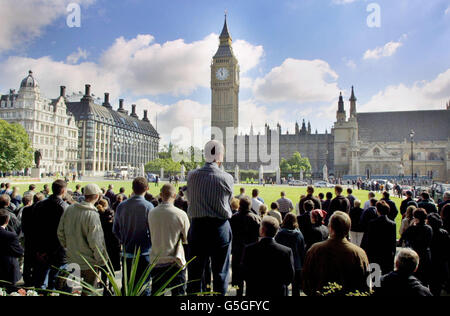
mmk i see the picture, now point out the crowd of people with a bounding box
[0,140,449,296]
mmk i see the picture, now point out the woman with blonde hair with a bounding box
[400,205,416,238]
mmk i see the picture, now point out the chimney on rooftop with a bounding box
[60,86,66,98]
[103,93,112,108]
[130,104,138,118]
[143,110,150,122]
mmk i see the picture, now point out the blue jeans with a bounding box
[187,218,232,296]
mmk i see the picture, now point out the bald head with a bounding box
[160,184,177,202]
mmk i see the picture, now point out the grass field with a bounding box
[11,180,404,237]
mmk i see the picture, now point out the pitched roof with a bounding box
[66,98,159,138]
[357,109,450,142]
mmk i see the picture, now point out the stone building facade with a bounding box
[0,71,160,176]
[333,89,450,182]
[211,17,449,182]
[0,71,79,174]
[66,85,160,176]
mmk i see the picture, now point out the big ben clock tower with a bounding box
[211,14,240,145]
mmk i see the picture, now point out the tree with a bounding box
[280,158,292,173]
[288,152,312,174]
[0,120,33,172]
[280,152,312,175]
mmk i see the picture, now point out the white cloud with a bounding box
[363,35,407,60]
[359,68,450,112]
[0,55,120,99]
[253,58,339,104]
[66,48,89,64]
[343,58,357,69]
[446,6,450,15]
[0,33,264,98]
[0,0,95,53]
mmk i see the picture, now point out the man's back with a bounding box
[418,199,438,214]
[0,227,24,284]
[377,271,432,296]
[187,163,234,220]
[302,238,369,296]
[276,197,294,214]
[113,195,153,255]
[381,198,399,221]
[242,238,294,296]
[58,202,107,269]
[366,215,396,273]
[329,195,350,215]
[31,195,68,255]
[148,203,190,267]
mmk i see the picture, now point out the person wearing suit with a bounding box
[327,185,350,225]
[241,216,294,296]
[0,209,24,291]
[364,201,397,274]
[381,192,399,222]
[230,196,261,296]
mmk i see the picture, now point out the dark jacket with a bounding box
[105,190,116,204]
[322,199,332,213]
[400,197,413,216]
[360,206,378,233]
[347,194,356,209]
[418,199,438,214]
[297,212,313,248]
[349,206,364,232]
[381,198,399,221]
[31,195,68,264]
[0,208,21,236]
[242,238,294,296]
[364,215,397,274]
[230,210,261,285]
[309,224,329,249]
[275,228,306,271]
[438,200,450,213]
[327,195,350,223]
[0,227,24,285]
[402,224,433,285]
[376,271,432,296]
[429,227,450,290]
[99,209,121,271]
[298,195,322,214]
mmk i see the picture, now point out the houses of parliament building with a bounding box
[211,17,450,182]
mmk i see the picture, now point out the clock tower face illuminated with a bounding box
[211,15,240,145]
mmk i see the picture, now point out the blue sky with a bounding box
[0,0,449,145]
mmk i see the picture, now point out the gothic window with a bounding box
[373,148,381,156]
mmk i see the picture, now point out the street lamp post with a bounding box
[410,130,415,186]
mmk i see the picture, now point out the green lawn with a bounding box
[11,180,404,237]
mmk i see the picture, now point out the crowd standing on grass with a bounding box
[0,141,450,297]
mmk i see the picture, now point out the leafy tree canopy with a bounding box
[0,120,34,172]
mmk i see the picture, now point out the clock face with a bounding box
[216,67,229,81]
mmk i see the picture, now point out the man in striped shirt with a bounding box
[186,140,234,296]
[277,191,294,219]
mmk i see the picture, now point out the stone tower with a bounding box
[211,14,240,146]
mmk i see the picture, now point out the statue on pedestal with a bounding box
[34,150,42,168]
